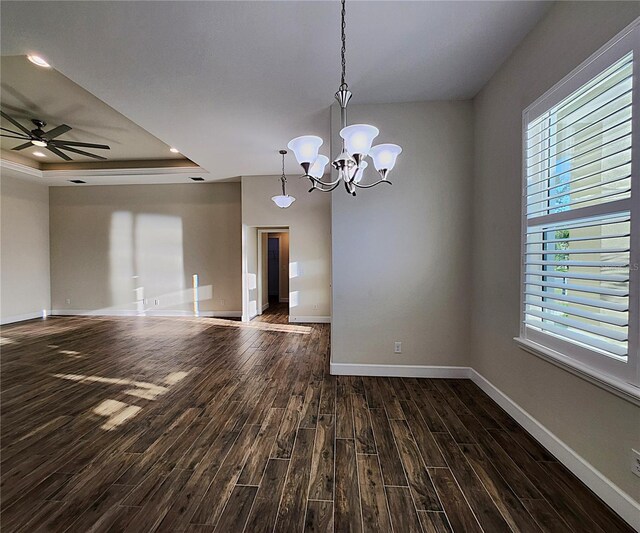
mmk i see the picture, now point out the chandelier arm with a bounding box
[309,180,342,193]
[302,174,342,187]
[353,179,393,189]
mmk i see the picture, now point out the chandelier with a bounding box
[287,0,402,196]
[272,149,296,208]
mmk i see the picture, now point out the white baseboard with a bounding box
[261,303,270,312]
[290,315,331,324]
[330,362,471,378]
[50,309,243,319]
[1,311,46,325]
[469,369,640,530]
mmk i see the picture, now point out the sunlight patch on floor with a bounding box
[206,318,312,335]
[93,399,142,431]
[52,369,191,401]
[51,369,192,430]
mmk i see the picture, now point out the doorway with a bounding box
[267,237,280,303]
[257,229,289,319]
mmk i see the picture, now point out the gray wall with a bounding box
[472,1,640,499]
[49,183,242,315]
[1,174,50,323]
[331,101,474,366]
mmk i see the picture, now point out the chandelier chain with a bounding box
[281,151,286,181]
[340,0,347,90]
[280,150,287,195]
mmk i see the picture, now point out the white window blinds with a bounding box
[520,24,639,387]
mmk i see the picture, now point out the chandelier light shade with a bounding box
[272,149,296,209]
[353,160,368,184]
[287,136,323,170]
[339,124,379,158]
[308,154,330,179]
[287,0,401,196]
[272,195,295,208]
[369,143,403,177]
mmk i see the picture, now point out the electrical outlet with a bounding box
[143,298,148,305]
[313,304,319,310]
[65,298,71,305]
[154,299,159,306]
[220,299,225,306]
[394,341,402,354]
[632,449,640,478]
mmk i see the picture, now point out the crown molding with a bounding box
[1,157,207,181]
[1,158,42,177]
[42,165,207,178]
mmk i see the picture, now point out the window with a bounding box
[519,22,639,390]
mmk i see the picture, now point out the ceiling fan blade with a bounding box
[11,141,34,151]
[46,145,72,161]
[0,111,32,136]
[44,124,72,140]
[1,126,29,137]
[59,145,107,160]
[51,140,110,150]
[1,134,30,141]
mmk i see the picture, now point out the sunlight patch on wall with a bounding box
[290,291,299,308]
[109,211,135,309]
[135,213,185,308]
[289,261,299,279]
[192,274,199,316]
[109,211,188,314]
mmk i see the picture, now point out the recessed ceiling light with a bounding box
[69,180,86,184]
[33,151,46,157]
[169,147,180,153]
[31,140,47,147]
[27,55,51,68]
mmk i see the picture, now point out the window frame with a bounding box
[517,20,640,397]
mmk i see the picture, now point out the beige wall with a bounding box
[49,183,242,315]
[0,174,50,323]
[241,175,331,322]
[331,101,474,366]
[472,1,640,502]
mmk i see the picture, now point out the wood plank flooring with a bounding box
[0,303,633,532]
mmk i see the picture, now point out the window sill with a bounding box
[513,337,640,406]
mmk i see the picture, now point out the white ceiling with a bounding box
[1,1,551,181]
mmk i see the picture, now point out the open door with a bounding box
[258,229,289,319]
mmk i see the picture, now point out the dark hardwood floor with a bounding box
[0,304,632,532]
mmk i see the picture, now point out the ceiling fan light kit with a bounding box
[287,0,402,196]
[0,111,111,161]
[272,149,296,209]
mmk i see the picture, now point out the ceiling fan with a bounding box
[0,110,110,161]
